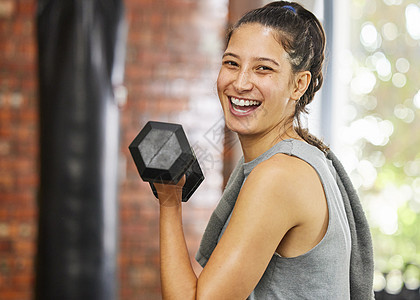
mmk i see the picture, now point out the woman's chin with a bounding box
[225,119,256,136]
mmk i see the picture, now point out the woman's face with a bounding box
[217,23,299,140]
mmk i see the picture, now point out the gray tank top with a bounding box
[218,139,351,299]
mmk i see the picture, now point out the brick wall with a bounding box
[0,0,38,299]
[0,0,229,299]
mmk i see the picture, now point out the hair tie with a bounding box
[283,5,296,13]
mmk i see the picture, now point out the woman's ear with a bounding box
[290,71,311,101]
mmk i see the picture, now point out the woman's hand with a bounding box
[154,175,186,207]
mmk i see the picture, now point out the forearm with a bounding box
[159,204,197,299]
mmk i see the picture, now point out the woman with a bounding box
[155,2,374,299]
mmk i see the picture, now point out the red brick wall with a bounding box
[0,0,229,299]
[0,0,38,299]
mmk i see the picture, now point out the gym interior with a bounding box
[1,0,419,299]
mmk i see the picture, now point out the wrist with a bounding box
[158,195,182,207]
[159,201,182,214]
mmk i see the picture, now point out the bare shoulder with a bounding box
[242,153,325,214]
[248,153,320,189]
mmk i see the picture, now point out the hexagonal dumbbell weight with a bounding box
[129,121,204,202]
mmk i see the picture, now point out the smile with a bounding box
[230,97,261,107]
[229,97,262,115]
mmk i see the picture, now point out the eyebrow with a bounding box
[222,52,280,67]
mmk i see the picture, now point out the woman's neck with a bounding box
[239,125,302,163]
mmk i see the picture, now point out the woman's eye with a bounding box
[256,65,273,71]
[223,60,238,67]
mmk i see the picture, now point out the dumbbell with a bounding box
[129,121,204,202]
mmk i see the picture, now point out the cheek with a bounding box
[216,69,230,98]
[261,78,289,102]
[257,80,275,100]
[216,69,226,88]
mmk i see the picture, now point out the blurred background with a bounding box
[0,0,419,299]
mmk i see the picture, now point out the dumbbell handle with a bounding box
[148,152,203,202]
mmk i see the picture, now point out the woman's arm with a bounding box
[154,154,326,299]
[154,177,198,299]
[160,202,197,299]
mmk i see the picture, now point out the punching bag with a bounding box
[36,0,126,299]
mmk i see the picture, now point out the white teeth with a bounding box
[230,97,260,107]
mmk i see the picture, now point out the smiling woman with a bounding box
[217,23,305,148]
[152,2,374,299]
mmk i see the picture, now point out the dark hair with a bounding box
[226,1,329,152]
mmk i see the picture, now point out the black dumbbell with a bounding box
[129,121,204,202]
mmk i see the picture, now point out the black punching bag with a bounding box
[36,0,126,299]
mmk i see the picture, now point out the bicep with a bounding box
[196,165,300,299]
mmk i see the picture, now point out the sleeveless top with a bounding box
[218,139,352,299]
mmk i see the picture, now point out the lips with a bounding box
[229,96,261,116]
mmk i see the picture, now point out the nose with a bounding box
[233,69,253,93]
